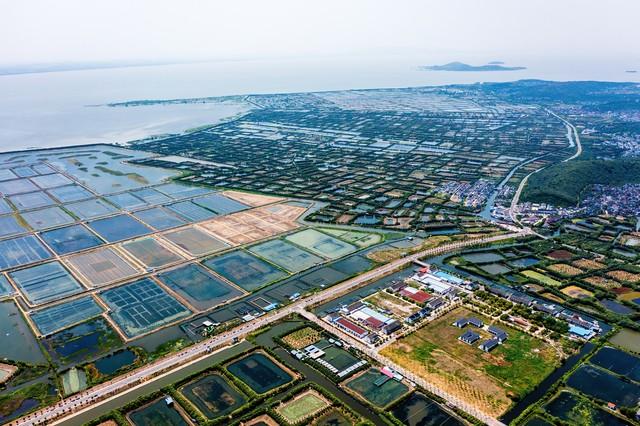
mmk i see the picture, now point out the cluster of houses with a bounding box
[454,316,508,352]
[412,266,476,293]
[436,179,496,210]
[486,284,601,340]
[324,300,403,344]
[323,267,472,344]
[388,266,475,325]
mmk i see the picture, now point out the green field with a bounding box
[522,270,562,287]
[380,307,561,416]
[277,390,329,423]
[318,228,383,248]
[285,229,356,259]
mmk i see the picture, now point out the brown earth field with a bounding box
[380,307,560,418]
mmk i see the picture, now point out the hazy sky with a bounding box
[2,0,638,65]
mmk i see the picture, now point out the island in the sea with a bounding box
[421,61,526,71]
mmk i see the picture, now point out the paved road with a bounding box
[509,110,581,227]
[13,231,524,426]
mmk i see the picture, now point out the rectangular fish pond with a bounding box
[99,278,191,338]
[226,351,293,394]
[203,250,288,292]
[180,373,246,419]
[344,368,410,408]
[128,396,190,426]
[157,264,244,311]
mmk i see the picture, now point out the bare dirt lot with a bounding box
[222,190,283,207]
[200,203,306,245]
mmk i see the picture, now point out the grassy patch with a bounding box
[282,327,322,349]
[381,307,560,416]
[521,270,562,286]
[277,390,329,424]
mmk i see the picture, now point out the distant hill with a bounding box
[421,61,526,72]
[521,159,640,206]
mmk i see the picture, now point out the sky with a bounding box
[1,0,639,66]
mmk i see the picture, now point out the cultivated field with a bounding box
[282,327,322,349]
[560,285,594,299]
[521,270,562,287]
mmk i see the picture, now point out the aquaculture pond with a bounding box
[391,392,462,426]
[163,227,229,256]
[523,417,554,426]
[106,191,148,210]
[100,278,191,338]
[330,255,373,276]
[507,257,540,268]
[94,349,137,376]
[128,397,189,426]
[44,318,120,364]
[0,215,28,238]
[9,191,56,211]
[315,409,353,426]
[21,206,74,230]
[248,239,323,273]
[0,235,52,271]
[88,214,152,243]
[345,368,410,408]
[166,200,216,222]
[192,193,248,215]
[133,207,186,231]
[0,275,15,297]
[30,296,104,335]
[589,346,640,381]
[478,263,511,275]
[65,198,118,220]
[544,391,629,425]
[121,237,184,269]
[0,301,46,364]
[609,328,640,352]
[131,188,172,205]
[180,373,246,419]
[0,397,40,424]
[154,182,211,200]
[67,247,140,288]
[157,264,244,311]
[285,229,356,259]
[39,224,104,255]
[461,252,504,263]
[47,185,93,203]
[600,299,635,315]
[204,250,288,292]
[10,261,83,305]
[566,364,640,407]
[226,352,293,394]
